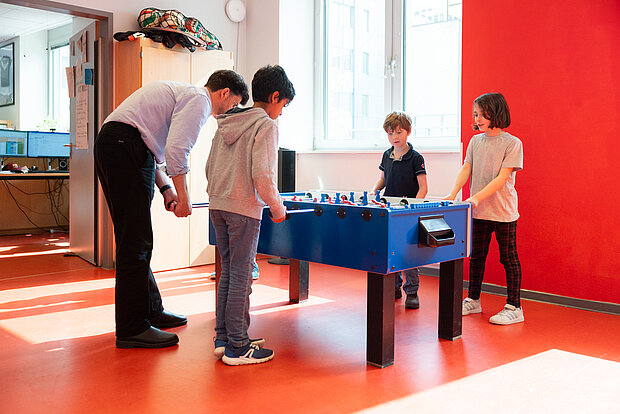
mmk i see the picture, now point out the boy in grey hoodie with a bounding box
[206,65,295,365]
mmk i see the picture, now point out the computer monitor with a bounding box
[0,130,28,157]
[27,131,71,158]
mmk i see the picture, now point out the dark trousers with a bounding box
[468,219,522,307]
[94,121,163,337]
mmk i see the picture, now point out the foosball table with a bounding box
[209,190,472,368]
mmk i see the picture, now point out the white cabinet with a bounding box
[115,39,233,271]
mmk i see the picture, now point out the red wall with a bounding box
[461,1,620,303]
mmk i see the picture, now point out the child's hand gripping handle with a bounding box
[268,208,315,220]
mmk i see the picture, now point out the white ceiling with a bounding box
[0,2,72,44]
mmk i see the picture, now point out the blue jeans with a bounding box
[395,268,420,295]
[210,210,261,348]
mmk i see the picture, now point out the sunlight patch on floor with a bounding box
[0,248,69,259]
[0,284,330,344]
[356,349,620,414]
[0,300,84,313]
[0,272,213,303]
[0,279,115,302]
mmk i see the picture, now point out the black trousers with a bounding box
[94,121,164,337]
[468,218,522,307]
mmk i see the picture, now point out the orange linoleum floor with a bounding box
[0,233,619,413]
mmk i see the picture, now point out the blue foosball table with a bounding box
[208,191,472,368]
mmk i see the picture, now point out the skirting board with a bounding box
[418,266,620,316]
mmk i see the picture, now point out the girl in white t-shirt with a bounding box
[445,92,524,325]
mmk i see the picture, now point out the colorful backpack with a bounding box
[138,8,223,51]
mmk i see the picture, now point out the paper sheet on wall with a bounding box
[81,32,88,63]
[76,58,82,83]
[76,85,89,149]
[65,67,75,98]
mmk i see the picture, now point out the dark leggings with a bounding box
[468,219,522,307]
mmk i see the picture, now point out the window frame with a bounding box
[313,0,461,152]
[48,41,70,132]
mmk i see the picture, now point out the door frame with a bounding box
[0,0,114,267]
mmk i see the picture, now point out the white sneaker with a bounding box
[489,304,524,325]
[462,298,481,315]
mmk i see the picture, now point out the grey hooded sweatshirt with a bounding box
[206,107,285,220]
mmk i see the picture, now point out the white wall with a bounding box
[278,0,314,151]
[239,0,279,91]
[296,150,463,198]
[19,30,48,130]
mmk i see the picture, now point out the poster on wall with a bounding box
[76,84,89,149]
[0,43,15,107]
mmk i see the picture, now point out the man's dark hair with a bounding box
[473,92,511,130]
[206,70,249,105]
[251,65,295,104]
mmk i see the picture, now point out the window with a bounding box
[49,43,70,132]
[315,0,462,150]
[316,0,387,148]
[404,0,462,149]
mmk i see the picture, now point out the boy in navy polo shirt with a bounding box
[371,111,427,309]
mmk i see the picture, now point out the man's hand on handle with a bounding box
[171,173,192,217]
[162,187,178,212]
[173,198,192,217]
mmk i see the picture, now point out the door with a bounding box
[69,21,97,265]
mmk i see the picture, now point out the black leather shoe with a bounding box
[116,327,179,349]
[405,293,420,309]
[150,310,188,329]
[395,288,402,300]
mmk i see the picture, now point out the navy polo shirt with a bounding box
[379,142,426,198]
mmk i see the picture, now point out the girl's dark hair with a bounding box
[206,70,249,105]
[252,65,296,104]
[473,92,511,130]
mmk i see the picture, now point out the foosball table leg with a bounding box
[438,258,463,340]
[366,272,395,368]
[289,259,309,303]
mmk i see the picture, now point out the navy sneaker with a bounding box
[222,343,274,366]
[214,337,265,359]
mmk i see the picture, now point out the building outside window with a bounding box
[318,0,385,147]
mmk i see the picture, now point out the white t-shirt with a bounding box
[464,131,523,222]
[105,80,211,176]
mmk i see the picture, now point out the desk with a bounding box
[210,191,472,368]
[0,172,69,234]
[0,172,69,180]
